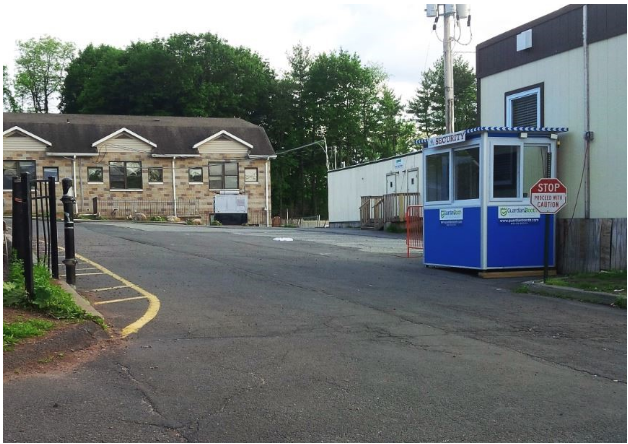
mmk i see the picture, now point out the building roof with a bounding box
[476,4,627,79]
[2,113,276,157]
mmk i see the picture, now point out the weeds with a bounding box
[3,319,55,351]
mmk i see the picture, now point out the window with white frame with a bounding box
[454,147,480,200]
[493,145,519,198]
[110,161,142,190]
[505,85,542,127]
[426,152,450,202]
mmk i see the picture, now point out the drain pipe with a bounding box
[72,155,78,215]
[265,159,270,227]
[583,5,591,219]
[172,157,177,217]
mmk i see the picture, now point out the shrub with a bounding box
[31,264,88,320]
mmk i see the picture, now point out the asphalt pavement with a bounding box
[3,222,626,442]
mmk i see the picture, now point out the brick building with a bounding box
[3,113,276,225]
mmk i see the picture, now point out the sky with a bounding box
[1,1,569,108]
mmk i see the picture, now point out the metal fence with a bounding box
[11,174,59,296]
[406,205,424,257]
[93,198,200,218]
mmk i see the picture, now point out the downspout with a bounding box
[583,5,591,219]
[172,157,177,217]
[72,155,78,215]
[265,159,270,227]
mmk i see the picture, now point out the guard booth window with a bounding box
[493,145,519,198]
[454,147,479,200]
[523,145,550,197]
[426,152,450,202]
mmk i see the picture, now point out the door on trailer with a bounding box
[386,173,397,194]
[407,169,419,193]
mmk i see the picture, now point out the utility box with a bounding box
[214,193,248,225]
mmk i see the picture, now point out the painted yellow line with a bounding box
[61,272,104,277]
[76,267,99,271]
[75,253,161,338]
[94,296,148,306]
[91,285,130,293]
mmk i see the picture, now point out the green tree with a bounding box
[3,65,22,112]
[407,56,477,136]
[14,36,75,113]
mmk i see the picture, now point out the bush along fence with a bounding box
[10,173,76,295]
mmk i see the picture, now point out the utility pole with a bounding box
[443,6,455,133]
[426,4,471,135]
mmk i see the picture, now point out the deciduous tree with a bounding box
[14,36,75,113]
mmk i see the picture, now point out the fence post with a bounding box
[13,174,35,297]
[48,177,59,279]
[61,178,77,286]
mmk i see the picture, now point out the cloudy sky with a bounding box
[2,1,568,107]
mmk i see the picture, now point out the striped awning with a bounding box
[415,126,569,147]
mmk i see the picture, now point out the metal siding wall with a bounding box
[328,153,422,223]
[480,35,627,219]
[197,140,249,156]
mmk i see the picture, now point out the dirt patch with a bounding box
[3,306,119,380]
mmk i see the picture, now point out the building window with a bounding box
[244,167,258,183]
[189,167,203,184]
[505,85,543,127]
[493,145,519,198]
[110,161,142,190]
[148,167,163,183]
[43,167,59,183]
[87,167,104,183]
[3,160,36,190]
[209,162,238,189]
[454,147,480,200]
[426,152,450,202]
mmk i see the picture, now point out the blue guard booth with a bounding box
[420,127,567,271]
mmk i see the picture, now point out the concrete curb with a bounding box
[523,280,625,306]
[55,279,104,319]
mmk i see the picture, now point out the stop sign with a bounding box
[530,178,567,213]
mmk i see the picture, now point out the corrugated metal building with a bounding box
[327,151,423,228]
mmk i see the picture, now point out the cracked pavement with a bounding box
[3,223,626,442]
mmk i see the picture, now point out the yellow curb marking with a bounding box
[61,272,104,277]
[91,285,130,292]
[76,267,99,271]
[75,253,161,338]
[94,296,148,306]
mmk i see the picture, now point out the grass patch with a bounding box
[545,270,627,295]
[77,214,105,220]
[385,224,406,234]
[4,256,105,326]
[513,285,530,294]
[3,318,55,351]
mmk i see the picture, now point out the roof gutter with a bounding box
[46,152,95,157]
[151,154,200,158]
[248,154,277,160]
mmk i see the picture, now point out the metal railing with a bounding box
[11,174,59,296]
[406,205,424,257]
[93,198,200,218]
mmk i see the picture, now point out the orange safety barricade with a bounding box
[406,205,424,257]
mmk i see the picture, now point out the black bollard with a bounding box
[61,178,77,286]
